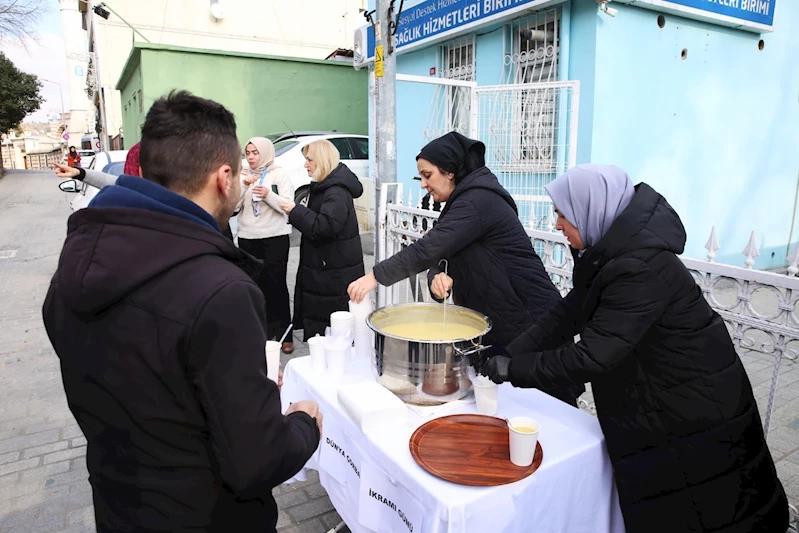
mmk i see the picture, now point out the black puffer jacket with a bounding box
[373,167,584,403]
[506,183,788,533]
[290,163,364,340]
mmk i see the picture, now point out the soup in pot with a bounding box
[380,321,484,341]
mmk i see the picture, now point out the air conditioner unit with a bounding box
[353,25,368,70]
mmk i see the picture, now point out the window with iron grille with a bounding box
[501,9,562,171]
[442,36,475,136]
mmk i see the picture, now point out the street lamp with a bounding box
[39,79,65,115]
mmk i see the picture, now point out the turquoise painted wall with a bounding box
[588,2,799,268]
[369,0,799,268]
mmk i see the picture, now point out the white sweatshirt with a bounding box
[235,167,296,240]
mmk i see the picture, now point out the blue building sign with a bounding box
[364,0,562,61]
[616,0,775,32]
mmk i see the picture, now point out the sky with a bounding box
[2,0,68,122]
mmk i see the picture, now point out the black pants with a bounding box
[238,235,292,342]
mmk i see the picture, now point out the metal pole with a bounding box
[374,0,397,307]
[88,2,109,152]
[96,2,151,43]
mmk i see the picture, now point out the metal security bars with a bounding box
[474,81,580,230]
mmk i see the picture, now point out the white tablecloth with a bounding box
[281,355,625,533]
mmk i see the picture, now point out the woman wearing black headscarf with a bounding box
[348,132,584,406]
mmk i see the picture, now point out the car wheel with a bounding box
[294,186,309,206]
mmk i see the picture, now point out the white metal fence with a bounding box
[377,183,799,441]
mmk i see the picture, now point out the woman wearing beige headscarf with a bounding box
[238,137,296,353]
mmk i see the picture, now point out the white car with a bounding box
[243,133,369,204]
[60,150,128,212]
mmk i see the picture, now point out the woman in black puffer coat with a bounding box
[478,164,788,533]
[348,132,584,406]
[281,139,364,340]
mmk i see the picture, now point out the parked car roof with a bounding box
[265,131,342,143]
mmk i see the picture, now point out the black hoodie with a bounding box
[42,177,319,533]
[289,163,365,339]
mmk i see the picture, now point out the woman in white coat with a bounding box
[238,137,296,353]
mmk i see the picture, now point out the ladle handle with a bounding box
[438,259,453,302]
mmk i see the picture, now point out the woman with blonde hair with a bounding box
[238,137,296,353]
[280,139,364,339]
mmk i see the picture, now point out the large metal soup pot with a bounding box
[366,303,492,406]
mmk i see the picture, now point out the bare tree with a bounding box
[0,0,43,43]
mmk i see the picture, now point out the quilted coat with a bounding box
[505,183,788,533]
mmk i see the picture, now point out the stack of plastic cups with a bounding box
[330,311,354,338]
[349,299,374,358]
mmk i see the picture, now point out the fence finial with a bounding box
[788,242,799,277]
[742,231,759,269]
[705,226,720,262]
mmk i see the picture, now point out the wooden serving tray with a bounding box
[409,414,543,486]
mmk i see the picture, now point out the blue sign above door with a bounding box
[363,0,563,62]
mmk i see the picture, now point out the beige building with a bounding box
[76,0,366,148]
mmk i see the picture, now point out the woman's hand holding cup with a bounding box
[251,184,269,198]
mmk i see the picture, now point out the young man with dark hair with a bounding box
[43,91,322,532]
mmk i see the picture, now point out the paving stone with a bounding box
[278,518,325,533]
[320,509,347,529]
[0,451,20,465]
[276,509,294,529]
[60,426,83,440]
[66,505,94,525]
[44,468,89,488]
[275,488,309,509]
[304,482,329,499]
[6,513,67,533]
[286,497,335,522]
[70,437,87,448]
[20,461,70,483]
[0,505,39,529]
[0,457,41,477]
[23,440,69,459]
[24,420,68,435]
[43,447,86,465]
[0,429,61,455]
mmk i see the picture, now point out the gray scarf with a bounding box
[545,164,635,249]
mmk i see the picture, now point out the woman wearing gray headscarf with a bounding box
[475,165,787,533]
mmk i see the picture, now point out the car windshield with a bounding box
[274,140,298,156]
[102,161,125,176]
[266,132,288,142]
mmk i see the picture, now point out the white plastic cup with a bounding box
[354,331,373,358]
[326,344,349,377]
[330,311,354,337]
[473,380,498,416]
[308,336,326,370]
[265,341,281,383]
[508,416,540,467]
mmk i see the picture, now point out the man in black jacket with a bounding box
[43,91,322,533]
